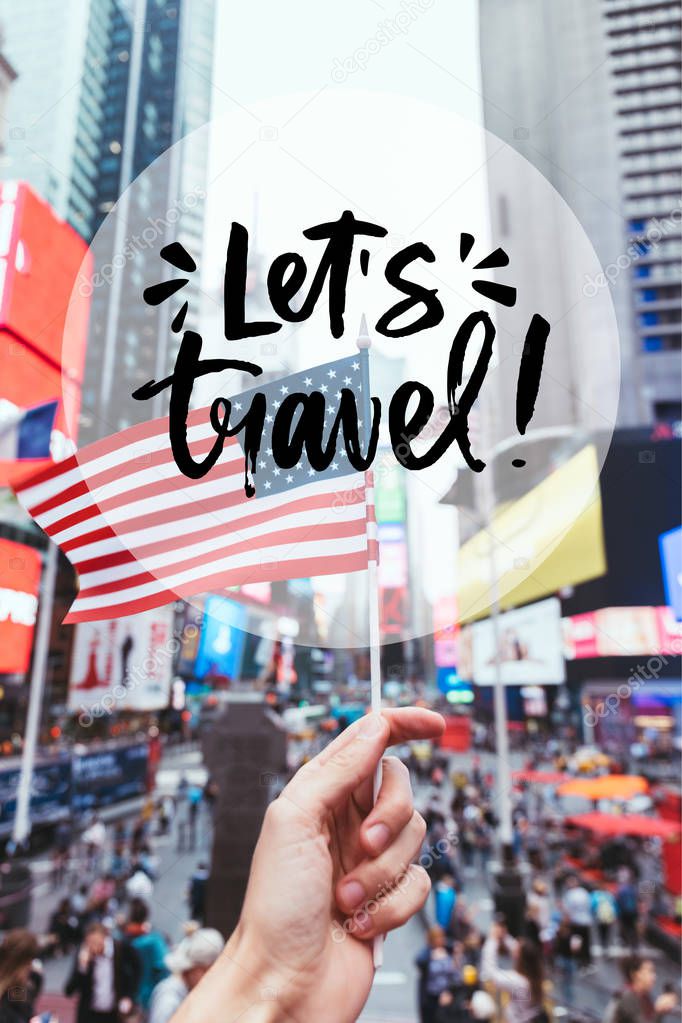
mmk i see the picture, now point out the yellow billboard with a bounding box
[456,445,606,623]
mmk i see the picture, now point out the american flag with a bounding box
[14,354,377,623]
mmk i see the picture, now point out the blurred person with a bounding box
[612,955,677,1023]
[0,930,43,1023]
[52,819,73,889]
[553,916,576,1007]
[561,875,594,972]
[434,874,457,932]
[89,875,117,920]
[616,870,641,952]
[169,707,443,1023]
[83,816,107,875]
[122,899,169,1012]
[591,884,617,957]
[481,923,547,1023]
[415,925,456,1023]
[187,863,209,924]
[48,897,80,956]
[525,879,551,948]
[125,866,154,903]
[65,921,139,1023]
[148,929,224,1023]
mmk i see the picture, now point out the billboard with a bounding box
[469,597,565,685]
[377,523,408,588]
[0,537,41,675]
[563,606,682,659]
[0,755,71,837]
[71,744,149,812]
[194,595,248,681]
[660,526,682,621]
[456,445,606,622]
[69,605,174,712]
[375,460,406,524]
[0,182,91,484]
[434,594,458,668]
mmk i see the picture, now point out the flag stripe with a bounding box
[76,488,367,573]
[15,354,376,622]
[64,549,374,623]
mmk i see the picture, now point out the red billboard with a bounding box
[0,181,91,484]
[0,537,41,674]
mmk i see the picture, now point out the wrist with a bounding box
[175,924,286,1023]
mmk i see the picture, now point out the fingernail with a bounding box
[358,712,383,738]
[365,822,390,853]
[339,880,365,910]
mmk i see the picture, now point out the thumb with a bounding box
[284,712,389,823]
[281,707,443,823]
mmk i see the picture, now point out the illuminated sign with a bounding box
[456,445,606,622]
[0,537,41,674]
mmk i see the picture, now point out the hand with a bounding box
[77,946,90,971]
[118,998,133,1016]
[655,992,677,1015]
[173,708,443,1023]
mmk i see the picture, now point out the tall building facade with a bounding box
[0,0,115,241]
[0,0,215,439]
[478,0,681,433]
[84,0,215,437]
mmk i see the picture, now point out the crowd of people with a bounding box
[0,734,679,1023]
[413,755,679,1023]
[0,778,218,1023]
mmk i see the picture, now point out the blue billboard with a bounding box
[194,596,248,681]
[659,526,682,620]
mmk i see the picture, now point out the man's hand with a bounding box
[172,707,444,1023]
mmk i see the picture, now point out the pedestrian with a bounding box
[122,899,169,1013]
[525,879,551,948]
[64,921,140,1023]
[481,923,547,1023]
[125,866,154,904]
[561,875,594,972]
[434,874,457,933]
[52,819,73,889]
[0,930,43,1023]
[148,929,224,1023]
[415,925,456,1023]
[186,785,203,851]
[188,863,209,924]
[82,816,107,876]
[48,897,80,956]
[611,955,677,1023]
[552,915,576,1007]
[591,885,617,957]
[615,870,640,952]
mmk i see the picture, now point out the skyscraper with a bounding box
[0,0,114,241]
[0,0,216,440]
[478,0,681,432]
[84,0,216,438]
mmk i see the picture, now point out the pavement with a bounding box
[18,744,682,1023]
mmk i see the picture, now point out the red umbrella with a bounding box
[513,770,570,785]
[566,812,681,840]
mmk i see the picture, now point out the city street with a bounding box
[16,745,680,1023]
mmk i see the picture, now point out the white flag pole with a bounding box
[12,540,58,848]
[357,316,384,969]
